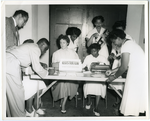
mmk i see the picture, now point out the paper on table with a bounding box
[58,72,66,76]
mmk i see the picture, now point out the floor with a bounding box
[39,81,122,117]
[39,81,146,118]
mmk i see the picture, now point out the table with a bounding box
[30,72,125,98]
[30,72,125,116]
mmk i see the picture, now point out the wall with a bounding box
[32,5,38,42]
[37,5,49,66]
[126,5,144,50]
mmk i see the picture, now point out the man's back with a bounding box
[8,43,40,67]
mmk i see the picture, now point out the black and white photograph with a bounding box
[0,0,149,120]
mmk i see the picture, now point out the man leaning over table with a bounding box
[6,38,49,117]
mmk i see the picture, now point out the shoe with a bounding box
[93,109,100,116]
[61,110,66,114]
[36,108,45,115]
[85,102,92,109]
[26,110,39,117]
[32,106,45,115]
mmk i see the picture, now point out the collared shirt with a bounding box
[12,17,17,27]
[7,43,48,78]
[12,17,20,45]
[67,35,79,52]
[52,48,79,63]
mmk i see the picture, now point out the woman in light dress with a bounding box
[106,29,146,116]
[82,43,109,116]
[22,66,47,117]
[108,20,135,109]
[52,34,80,114]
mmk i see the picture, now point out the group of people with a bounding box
[5,9,146,117]
[50,15,146,116]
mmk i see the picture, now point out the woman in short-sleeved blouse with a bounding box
[106,29,147,116]
[52,34,79,114]
[66,27,81,52]
[82,43,109,116]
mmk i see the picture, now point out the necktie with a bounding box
[15,26,20,45]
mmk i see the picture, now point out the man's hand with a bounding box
[40,62,48,69]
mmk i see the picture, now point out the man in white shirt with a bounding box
[6,38,49,117]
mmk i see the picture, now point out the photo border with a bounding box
[1,0,149,121]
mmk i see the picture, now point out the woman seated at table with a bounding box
[22,66,47,117]
[82,43,109,116]
[66,27,81,53]
[51,34,79,114]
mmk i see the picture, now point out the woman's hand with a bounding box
[90,62,98,71]
[105,69,112,76]
[83,66,89,71]
[92,33,99,39]
[108,53,116,60]
[106,75,116,84]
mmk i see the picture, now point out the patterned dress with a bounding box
[52,48,79,101]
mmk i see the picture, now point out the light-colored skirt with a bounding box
[84,82,106,98]
[22,76,46,100]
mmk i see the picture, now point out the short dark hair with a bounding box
[108,29,126,41]
[37,38,49,46]
[56,34,70,48]
[92,15,104,27]
[23,39,34,44]
[112,20,126,30]
[66,27,81,37]
[13,10,29,19]
[88,43,101,52]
